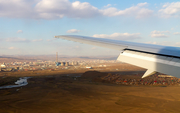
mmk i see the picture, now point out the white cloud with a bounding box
[67,29,80,33]
[17,30,23,33]
[137,2,148,7]
[6,37,30,42]
[91,47,97,50]
[104,4,112,8]
[70,1,100,18]
[145,41,169,45]
[75,46,80,49]
[93,32,141,40]
[0,0,153,19]
[35,0,71,19]
[5,37,43,42]
[175,42,180,46]
[0,0,100,19]
[150,30,169,38]
[32,39,43,42]
[0,0,36,19]
[174,32,180,35]
[8,47,16,50]
[159,2,180,18]
[145,41,158,45]
[47,38,57,42]
[100,2,153,18]
[35,0,101,19]
[0,46,5,49]
[0,46,18,50]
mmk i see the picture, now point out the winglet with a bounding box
[142,70,156,78]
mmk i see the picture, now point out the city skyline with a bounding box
[0,0,180,56]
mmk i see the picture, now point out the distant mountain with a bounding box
[0,55,118,63]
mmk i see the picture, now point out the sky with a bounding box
[0,0,180,56]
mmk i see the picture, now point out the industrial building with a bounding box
[55,52,69,66]
[1,63,6,68]
[55,62,69,66]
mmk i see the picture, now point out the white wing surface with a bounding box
[55,35,180,78]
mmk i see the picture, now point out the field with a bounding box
[0,63,180,113]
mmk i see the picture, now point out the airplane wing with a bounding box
[55,35,180,78]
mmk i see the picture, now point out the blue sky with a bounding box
[0,0,180,56]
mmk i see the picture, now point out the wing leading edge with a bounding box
[55,35,180,78]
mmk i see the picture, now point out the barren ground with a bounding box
[0,63,180,113]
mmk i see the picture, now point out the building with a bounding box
[55,62,69,66]
[1,63,6,68]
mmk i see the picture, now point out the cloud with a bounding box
[75,46,80,49]
[35,0,101,19]
[100,2,153,18]
[34,0,71,19]
[145,41,158,45]
[70,1,100,18]
[17,30,23,33]
[137,2,148,7]
[5,37,30,42]
[175,42,180,46]
[150,30,169,38]
[67,29,80,33]
[159,2,180,18]
[91,47,97,50]
[8,47,17,50]
[93,32,141,40]
[46,38,57,42]
[5,37,43,42]
[174,32,180,35]
[145,41,174,46]
[0,0,153,19]
[32,39,43,42]
[0,0,36,19]
[0,46,5,49]
[104,4,112,8]
[0,46,18,50]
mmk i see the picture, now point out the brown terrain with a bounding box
[0,59,180,113]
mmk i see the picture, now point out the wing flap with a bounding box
[142,70,156,78]
[117,50,180,78]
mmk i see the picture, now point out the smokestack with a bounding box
[56,52,58,62]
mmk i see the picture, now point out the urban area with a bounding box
[0,53,180,87]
